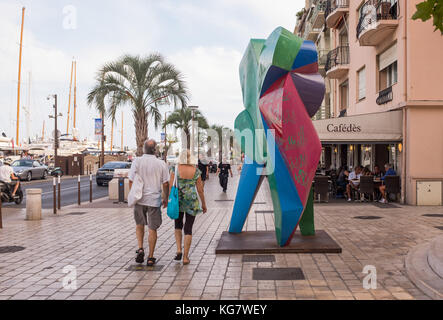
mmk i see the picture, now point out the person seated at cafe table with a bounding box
[373,165,383,179]
[379,163,397,204]
[335,166,349,197]
[346,166,363,202]
[362,166,372,176]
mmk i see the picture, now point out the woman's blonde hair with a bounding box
[178,150,197,165]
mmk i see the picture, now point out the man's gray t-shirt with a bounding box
[128,155,170,208]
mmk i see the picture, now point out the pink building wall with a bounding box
[327,0,443,205]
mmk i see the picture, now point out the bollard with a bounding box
[89,174,93,203]
[78,175,81,206]
[26,189,42,221]
[53,177,57,214]
[118,177,125,203]
[57,176,61,210]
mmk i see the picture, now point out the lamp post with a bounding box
[48,94,62,168]
[188,106,199,157]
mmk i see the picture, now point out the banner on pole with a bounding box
[95,118,103,141]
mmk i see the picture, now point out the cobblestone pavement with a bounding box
[1,171,442,300]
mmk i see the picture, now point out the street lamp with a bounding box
[188,106,199,157]
[47,94,62,168]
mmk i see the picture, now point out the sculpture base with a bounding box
[216,230,342,254]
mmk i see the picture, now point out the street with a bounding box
[3,175,109,209]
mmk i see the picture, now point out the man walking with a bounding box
[217,160,233,193]
[198,157,210,187]
[129,140,170,266]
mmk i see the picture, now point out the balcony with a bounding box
[311,1,327,30]
[357,0,399,46]
[325,0,349,29]
[325,46,349,79]
[303,21,323,41]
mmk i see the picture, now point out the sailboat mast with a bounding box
[26,71,31,143]
[16,7,25,148]
[67,60,74,135]
[42,120,45,142]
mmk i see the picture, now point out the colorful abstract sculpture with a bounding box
[229,27,326,247]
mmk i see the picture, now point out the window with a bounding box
[339,80,349,112]
[379,61,397,91]
[357,67,366,101]
[378,44,398,91]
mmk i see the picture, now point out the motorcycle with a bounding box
[0,180,24,205]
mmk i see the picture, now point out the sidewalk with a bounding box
[0,171,442,300]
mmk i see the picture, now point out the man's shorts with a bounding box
[134,204,162,230]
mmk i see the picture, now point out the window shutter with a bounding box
[358,68,366,100]
[379,43,397,71]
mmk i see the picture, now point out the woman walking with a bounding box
[169,151,207,265]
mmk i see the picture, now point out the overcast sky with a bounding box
[0,0,304,148]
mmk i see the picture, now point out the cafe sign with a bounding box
[313,111,403,143]
[327,124,362,133]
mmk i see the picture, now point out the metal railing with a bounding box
[357,0,399,39]
[325,46,349,72]
[312,0,327,21]
[325,0,350,20]
[376,86,393,105]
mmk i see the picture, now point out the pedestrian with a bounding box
[169,150,207,265]
[217,159,233,193]
[197,157,209,187]
[128,140,170,266]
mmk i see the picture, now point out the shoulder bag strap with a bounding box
[174,165,179,188]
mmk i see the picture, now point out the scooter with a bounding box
[0,180,24,205]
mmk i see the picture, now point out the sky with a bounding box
[0,0,305,149]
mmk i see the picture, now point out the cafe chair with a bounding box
[385,176,401,202]
[314,176,330,203]
[359,176,375,202]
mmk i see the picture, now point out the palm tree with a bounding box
[166,107,209,149]
[87,54,188,156]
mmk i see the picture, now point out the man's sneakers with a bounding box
[347,198,352,202]
[379,199,388,204]
[135,249,145,264]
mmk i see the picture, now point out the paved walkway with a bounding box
[0,171,442,300]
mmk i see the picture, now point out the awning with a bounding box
[313,110,403,144]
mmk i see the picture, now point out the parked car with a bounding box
[11,160,49,181]
[96,161,131,186]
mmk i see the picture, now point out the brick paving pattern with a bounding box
[1,171,442,300]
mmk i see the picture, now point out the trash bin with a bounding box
[26,189,42,221]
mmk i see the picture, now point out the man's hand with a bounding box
[202,203,207,214]
[162,199,168,209]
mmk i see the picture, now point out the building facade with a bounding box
[295,0,443,205]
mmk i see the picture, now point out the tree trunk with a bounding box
[134,110,148,156]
